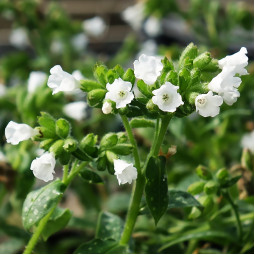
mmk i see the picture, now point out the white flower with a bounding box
[30,152,56,182]
[208,68,242,106]
[72,70,85,81]
[47,65,79,95]
[63,101,87,121]
[102,101,113,114]
[71,33,88,52]
[144,16,161,37]
[218,47,248,75]
[122,2,145,30]
[241,131,254,153]
[152,82,184,112]
[114,159,137,185]
[0,84,6,97]
[5,121,37,145]
[9,28,29,49]
[50,40,64,54]
[105,78,134,109]
[134,54,163,85]
[27,71,47,93]
[82,17,106,37]
[195,91,223,117]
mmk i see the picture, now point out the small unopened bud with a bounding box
[196,165,212,180]
[203,180,218,195]
[187,181,205,195]
[63,138,78,152]
[216,168,229,182]
[146,99,158,112]
[102,101,113,114]
[56,118,70,139]
[49,140,64,157]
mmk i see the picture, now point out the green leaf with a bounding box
[42,207,72,241]
[179,43,198,68]
[193,52,212,69]
[79,169,103,184]
[158,230,235,252]
[74,238,118,254]
[38,112,56,130]
[96,211,124,241]
[107,69,119,84]
[168,190,202,209]
[220,175,242,188]
[87,89,107,107]
[123,68,135,85]
[55,118,70,139]
[109,144,133,155]
[137,80,153,98]
[130,117,155,128]
[22,180,65,230]
[80,80,105,92]
[94,64,108,85]
[145,156,168,224]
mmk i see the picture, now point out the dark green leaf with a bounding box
[42,208,72,241]
[80,169,103,184]
[109,144,133,155]
[145,156,168,224]
[96,211,124,241]
[168,190,202,209]
[22,180,65,230]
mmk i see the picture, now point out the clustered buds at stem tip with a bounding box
[114,159,137,185]
[5,121,38,145]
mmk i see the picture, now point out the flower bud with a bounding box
[202,59,219,72]
[49,140,64,157]
[106,151,118,164]
[56,118,70,139]
[189,206,202,219]
[100,133,118,149]
[118,106,129,115]
[123,68,135,85]
[198,196,214,215]
[63,138,78,152]
[39,138,55,150]
[117,132,128,143]
[102,101,113,114]
[241,148,253,171]
[94,64,108,85]
[179,43,198,68]
[193,52,211,69]
[187,181,205,195]
[188,92,199,105]
[216,168,229,182]
[146,99,159,113]
[87,89,107,107]
[80,133,98,157]
[107,69,119,84]
[203,180,219,195]
[196,165,212,180]
[34,126,56,140]
[97,154,107,171]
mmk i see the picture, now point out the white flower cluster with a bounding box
[195,47,248,117]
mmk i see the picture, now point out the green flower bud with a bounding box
[117,132,128,143]
[49,139,64,157]
[187,181,205,195]
[113,64,124,77]
[193,52,211,69]
[179,43,198,68]
[34,126,56,140]
[203,180,219,195]
[118,106,129,115]
[59,150,71,165]
[39,138,55,150]
[106,150,118,164]
[241,148,253,171]
[198,196,214,215]
[107,69,119,84]
[202,59,219,72]
[80,133,98,157]
[109,144,133,155]
[123,68,135,85]
[87,89,107,107]
[38,112,56,131]
[63,138,78,152]
[94,64,108,85]
[100,133,118,149]
[196,165,212,180]
[188,92,199,105]
[97,154,107,171]
[146,99,159,113]
[216,168,229,182]
[56,118,70,139]
[189,206,202,219]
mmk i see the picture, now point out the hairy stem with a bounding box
[119,115,171,245]
[222,190,243,241]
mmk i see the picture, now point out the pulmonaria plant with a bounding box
[5,43,249,253]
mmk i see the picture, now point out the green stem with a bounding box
[222,190,243,241]
[23,206,56,254]
[62,164,69,184]
[120,115,141,174]
[119,115,171,246]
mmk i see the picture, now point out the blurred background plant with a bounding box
[0,0,253,254]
